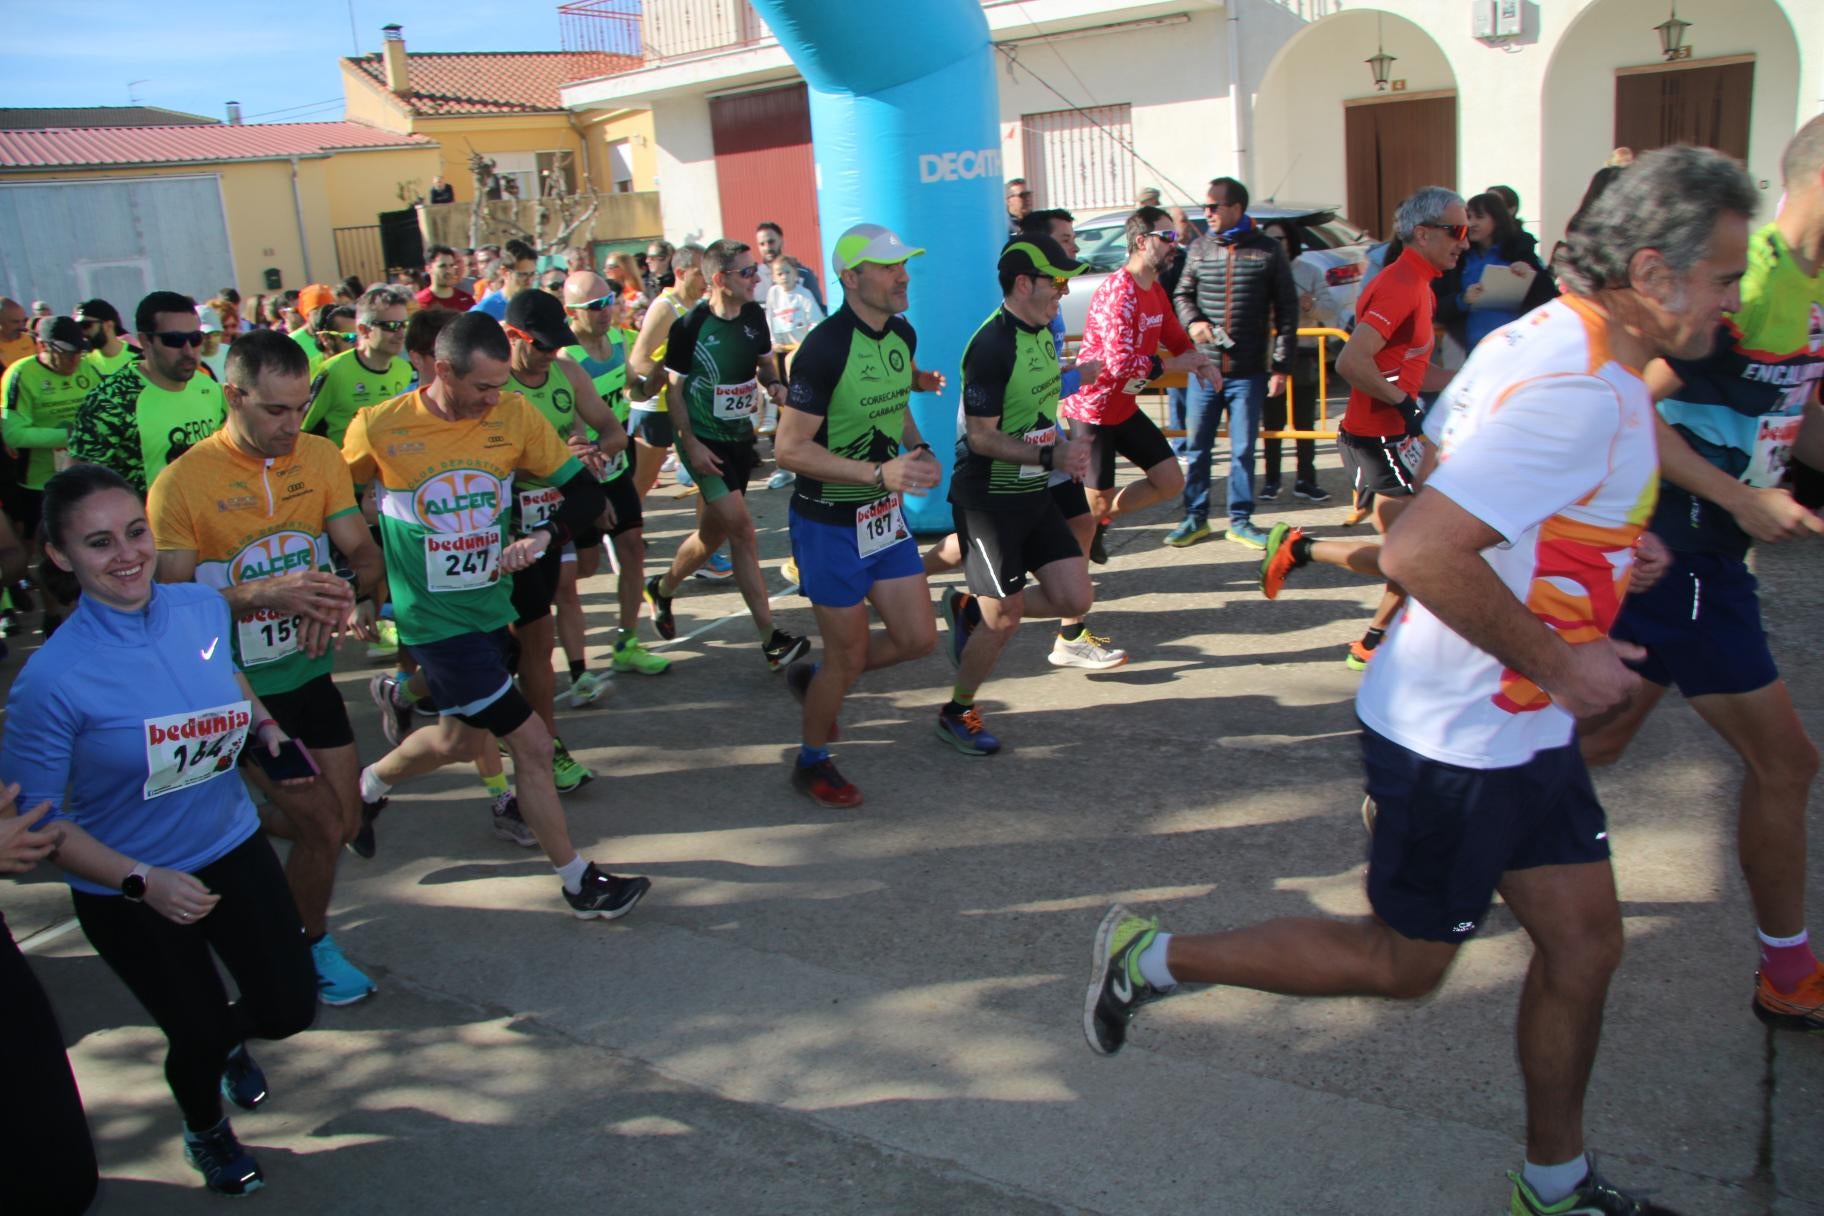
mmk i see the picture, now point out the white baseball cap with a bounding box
[832,223,925,274]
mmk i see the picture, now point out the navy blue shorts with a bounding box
[1610,549,1777,698]
[402,628,533,735]
[1362,725,1611,944]
[789,506,923,608]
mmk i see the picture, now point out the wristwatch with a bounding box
[1039,444,1056,472]
[121,862,151,902]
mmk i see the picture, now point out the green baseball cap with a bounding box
[833,223,926,273]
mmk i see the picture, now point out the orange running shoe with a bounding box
[1344,639,1375,671]
[1259,523,1306,600]
[1754,965,1824,1033]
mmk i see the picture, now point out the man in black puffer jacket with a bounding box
[1170,177,1299,549]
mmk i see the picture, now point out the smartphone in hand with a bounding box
[249,739,319,783]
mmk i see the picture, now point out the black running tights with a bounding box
[0,912,99,1214]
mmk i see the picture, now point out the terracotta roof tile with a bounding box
[346,51,640,116]
[0,122,436,171]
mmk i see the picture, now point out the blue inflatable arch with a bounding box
[750,0,1005,531]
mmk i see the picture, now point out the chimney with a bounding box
[381,24,412,97]
[225,100,243,125]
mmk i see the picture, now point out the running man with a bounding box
[625,244,705,499]
[937,234,1096,756]
[70,291,227,494]
[302,285,413,447]
[1062,206,1217,566]
[343,312,648,919]
[76,299,135,378]
[1328,187,1467,670]
[1583,118,1824,1033]
[2,316,95,631]
[1083,146,1754,1214]
[642,238,809,672]
[559,271,670,682]
[774,223,940,806]
[148,329,385,1005]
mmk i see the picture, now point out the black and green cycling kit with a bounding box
[784,303,918,524]
[663,300,771,444]
[568,331,635,483]
[951,306,1061,508]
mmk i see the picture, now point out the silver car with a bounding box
[1057,203,1373,340]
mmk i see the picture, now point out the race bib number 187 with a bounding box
[143,700,251,800]
[855,493,907,558]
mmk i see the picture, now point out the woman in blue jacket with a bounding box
[1433,191,1555,353]
[0,464,316,1198]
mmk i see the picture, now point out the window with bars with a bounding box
[1019,104,1135,213]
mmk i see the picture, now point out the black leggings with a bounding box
[1263,356,1318,485]
[71,832,316,1131]
[0,913,98,1215]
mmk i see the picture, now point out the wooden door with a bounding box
[1615,59,1753,161]
[1344,94,1458,241]
[709,83,823,283]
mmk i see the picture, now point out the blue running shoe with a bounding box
[184,1118,263,1196]
[220,1044,268,1111]
[311,934,376,1006]
[694,550,733,581]
[936,706,1000,756]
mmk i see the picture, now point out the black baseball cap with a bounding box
[997,233,1086,280]
[505,289,578,349]
[74,299,121,328]
[34,316,84,353]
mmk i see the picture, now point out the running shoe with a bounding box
[1164,518,1211,548]
[184,1118,263,1197]
[693,551,734,581]
[1084,904,1172,1056]
[491,792,538,848]
[1507,1163,1681,1214]
[1345,639,1375,671]
[791,756,863,809]
[1089,521,1110,565]
[785,660,839,741]
[1048,630,1129,671]
[644,574,677,640]
[348,796,386,859]
[565,670,610,707]
[941,587,975,669]
[762,629,810,672]
[220,1044,268,1111]
[660,453,679,474]
[1293,480,1332,503]
[1257,480,1281,501]
[564,863,651,920]
[368,673,415,747]
[1259,523,1306,600]
[766,469,796,490]
[365,616,400,661]
[782,556,801,586]
[1752,965,1824,1033]
[311,934,376,1006]
[552,740,593,793]
[1224,520,1270,549]
[612,633,671,675]
[936,706,1000,756]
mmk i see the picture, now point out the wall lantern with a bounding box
[1367,17,1396,91]
[1655,3,1691,60]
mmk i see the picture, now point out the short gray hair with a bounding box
[1556,145,1759,297]
[356,284,412,327]
[1392,187,1464,242]
[672,243,706,272]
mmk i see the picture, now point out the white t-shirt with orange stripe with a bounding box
[1356,296,1660,769]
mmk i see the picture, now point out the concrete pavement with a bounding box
[8,448,1822,1214]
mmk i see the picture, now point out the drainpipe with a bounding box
[289,156,315,281]
[1228,8,1247,181]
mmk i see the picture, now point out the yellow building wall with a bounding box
[407,114,590,202]
[321,145,444,228]
[583,109,659,192]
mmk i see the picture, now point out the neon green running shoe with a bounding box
[1507,1163,1679,1214]
[565,670,610,707]
[365,617,399,661]
[1083,904,1171,1056]
[552,739,593,794]
[612,633,671,675]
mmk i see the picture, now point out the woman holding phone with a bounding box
[0,463,316,1198]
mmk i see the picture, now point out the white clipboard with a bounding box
[1473,263,1532,310]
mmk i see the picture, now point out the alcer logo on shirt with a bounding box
[230,530,318,583]
[414,468,502,532]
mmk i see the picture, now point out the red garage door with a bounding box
[710,83,823,285]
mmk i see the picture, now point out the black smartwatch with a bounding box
[121,862,150,902]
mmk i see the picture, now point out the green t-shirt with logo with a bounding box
[784,303,917,524]
[304,347,414,447]
[663,300,772,444]
[291,328,325,380]
[68,362,226,494]
[569,330,635,483]
[2,357,100,489]
[85,345,137,379]
[950,306,1061,507]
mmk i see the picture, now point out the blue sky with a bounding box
[2,2,565,124]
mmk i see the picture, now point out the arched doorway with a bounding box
[1540,0,1800,245]
[1252,10,1458,239]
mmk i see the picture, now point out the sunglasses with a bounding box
[578,295,618,312]
[504,324,561,353]
[1421,222,1470,242]
[1147,229,1178,243]
[733,265,761,280]
[150,330,206,348]
[367,319,408,332]
[1204,201,1236,212]
[323,331,357,342]
[1009,190,1032,200]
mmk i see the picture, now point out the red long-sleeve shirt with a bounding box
[1062,268,1191,426]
